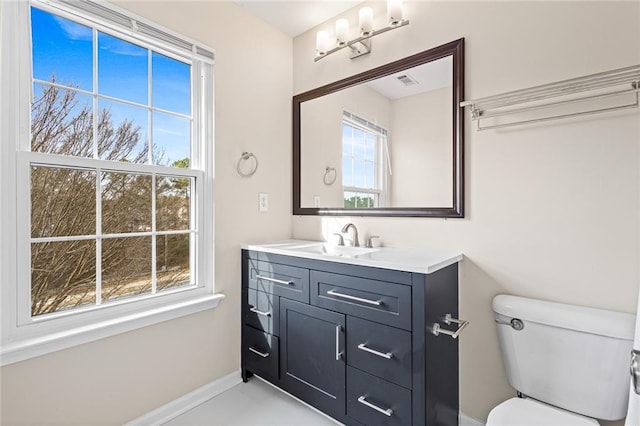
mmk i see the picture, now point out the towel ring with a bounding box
[323,166,337,185]
[237,152,258,177]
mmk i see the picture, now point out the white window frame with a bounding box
[0,0,222,366]
[342,112,389,208]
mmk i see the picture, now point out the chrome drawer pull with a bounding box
[249,307,271,317]
[256,275,293,286]
[326,290,382,306]
[357,343,393,359]
[248,347,269,358]
[357,396,393,417]
[335,324,343,361]
[431,313,469,339]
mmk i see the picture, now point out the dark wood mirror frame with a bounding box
[293,38,464,218]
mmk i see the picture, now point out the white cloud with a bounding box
[154,127,187,137]
[53,16,92,41]
[99,40,147,57]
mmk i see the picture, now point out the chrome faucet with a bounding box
[341,223,359,247]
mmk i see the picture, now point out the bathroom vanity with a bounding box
[241,241,463,426]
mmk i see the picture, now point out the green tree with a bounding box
[343,195,375,208]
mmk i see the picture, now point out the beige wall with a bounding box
[1,1,292,424]
[292,1,640,422]
[390,86,452,207]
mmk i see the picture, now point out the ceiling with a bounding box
[366,56,453,100]
[234,1,365,37]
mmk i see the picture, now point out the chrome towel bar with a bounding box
[461,64,640,131]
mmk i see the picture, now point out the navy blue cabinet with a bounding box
[280,299,346,421]
[241,250,459,426]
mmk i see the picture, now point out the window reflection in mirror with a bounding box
[300,56,453,209]
[342,113,386,208]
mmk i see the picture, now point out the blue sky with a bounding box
[342,123,376,189]
[31,6,191,165]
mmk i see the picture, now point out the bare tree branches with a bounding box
[30,82,190,316]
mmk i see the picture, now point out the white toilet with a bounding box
[487,294,636,425]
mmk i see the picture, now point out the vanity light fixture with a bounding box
[336,18,349,46]
[315,0,409,62]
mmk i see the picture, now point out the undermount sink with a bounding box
[289,243,379,258]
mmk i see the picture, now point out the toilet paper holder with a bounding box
[431,314,469,339]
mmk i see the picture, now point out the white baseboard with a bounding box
[125,369,242,426]
[460,411,486,426]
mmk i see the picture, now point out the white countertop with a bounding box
[242,239,463,274]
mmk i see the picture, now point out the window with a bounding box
[342,112,388,208]
[1,0,219,364]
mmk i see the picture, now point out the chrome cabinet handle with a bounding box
[249,307,271,317]
[256,274,293,286]
[326,290,382,306]
[248,347,269,358]
[357,396,393,417]
[357,343,393,359]
[631,349,640,395]
[431,313,469,339]
[335,324,343,361]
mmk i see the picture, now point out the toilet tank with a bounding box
[492,294,635,421]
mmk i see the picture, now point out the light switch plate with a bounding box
[259,192,268,212]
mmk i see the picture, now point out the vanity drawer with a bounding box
[347,316,412,389]
[243,325,279,380]
[310,270,412,330]
[347,366,412,426]
[245,289,279,335]
[248,259,309,303]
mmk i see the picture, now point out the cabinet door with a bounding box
[280,298,346,421]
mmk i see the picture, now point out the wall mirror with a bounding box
[293,38,464,217]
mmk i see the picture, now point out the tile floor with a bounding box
[164,377,341,426]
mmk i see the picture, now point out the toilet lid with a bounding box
[486,398,599,426]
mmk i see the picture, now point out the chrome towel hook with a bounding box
[237,152,258,177]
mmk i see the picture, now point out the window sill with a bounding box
[0,293,224,366]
